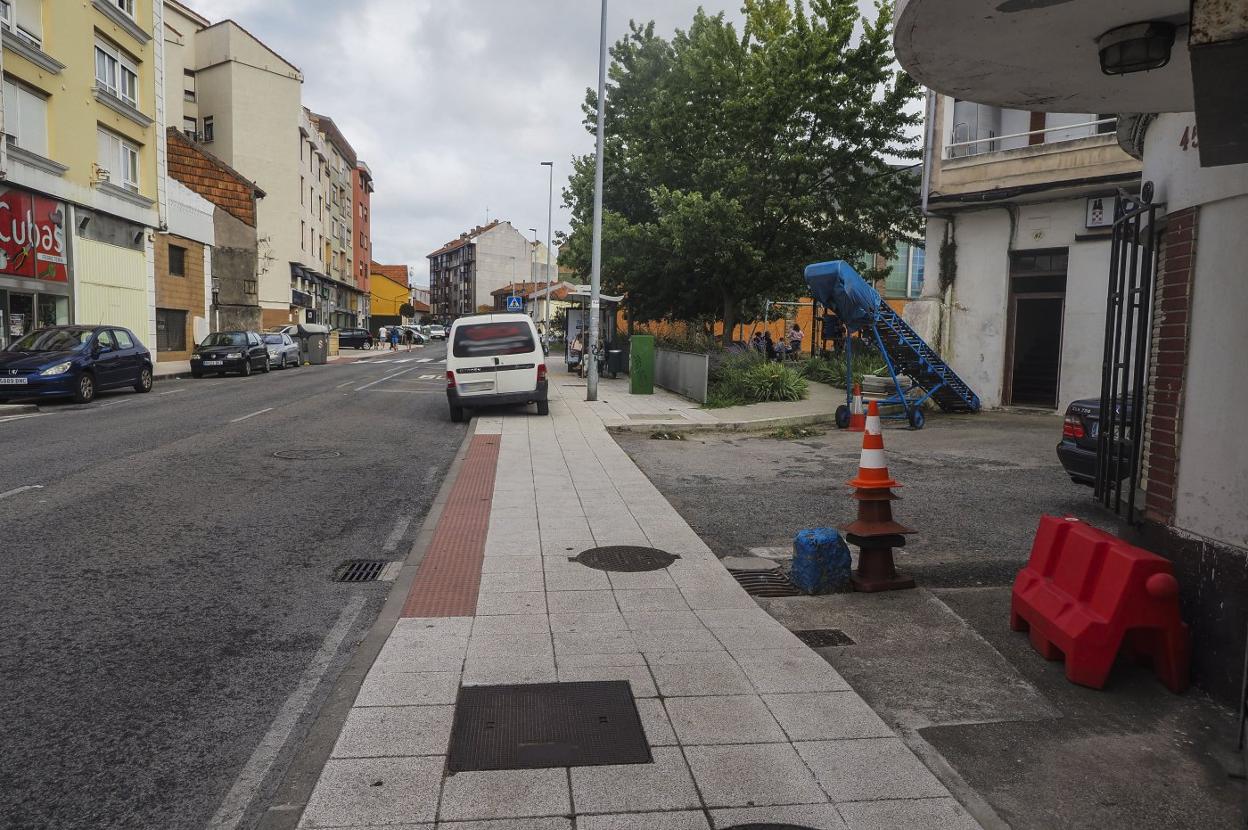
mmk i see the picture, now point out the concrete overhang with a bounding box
[894,0,1193,112]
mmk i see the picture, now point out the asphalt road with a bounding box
[0,344,464,830]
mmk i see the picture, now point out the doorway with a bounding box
[1006,249,1068,408]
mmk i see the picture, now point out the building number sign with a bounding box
[1179,124,1199,152]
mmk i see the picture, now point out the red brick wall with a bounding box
[154,234,206,362]
[167,129,258,228]
[1142,207,1200,524]
[353,168,371,294]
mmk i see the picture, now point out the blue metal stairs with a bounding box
[872,301,981,413]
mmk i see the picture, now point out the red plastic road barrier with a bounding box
[1010,515,1189,693]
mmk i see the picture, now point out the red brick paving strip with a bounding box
[401,435,500,617]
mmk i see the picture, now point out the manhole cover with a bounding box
[793,629,855,648]
[447,681,651,771]
[728,568,803,597]
[333,559,386,583]
[570,546,679,572]
[273,449,342,460]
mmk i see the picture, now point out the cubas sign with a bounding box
[0,187,68,283]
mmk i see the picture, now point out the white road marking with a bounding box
[96,398,137,409]
[355,367,416,392]
[417,358,434,363]
[382,515,412,553]
[229,407,273,424]
[335,379,356,389]
[158,389,186,396]
[418,374,441,380]
[0,413,43,425]
[0,484,44,500]
[205,596,367,830]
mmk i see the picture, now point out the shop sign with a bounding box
[0,187,68,282]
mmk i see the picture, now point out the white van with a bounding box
[445,313,548,422]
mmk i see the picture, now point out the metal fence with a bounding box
[655,349,709,403]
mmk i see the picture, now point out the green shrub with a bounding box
[655,332,724,354]
[798,350,890,389]
[741,361,808,403]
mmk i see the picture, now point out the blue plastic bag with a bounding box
[790,528,852,594]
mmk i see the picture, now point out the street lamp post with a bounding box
[528,228,539,316]
[587,0,607,401]
[540,161,554,337]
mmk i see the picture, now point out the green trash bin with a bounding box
[630,335,654,395]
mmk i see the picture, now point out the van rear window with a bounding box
[453,322,535,358]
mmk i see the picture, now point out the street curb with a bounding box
[606,410,839,435]
[0,404,40,415]
[254,417,480,830]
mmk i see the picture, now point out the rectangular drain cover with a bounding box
[728,568,803,597]
[793,628,855,648]
[448,681,652,772]
[333,559,387,583]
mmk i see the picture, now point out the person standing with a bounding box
[763,331,775,361]
[789,323,805,358]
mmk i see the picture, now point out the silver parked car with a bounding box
[262,332,301,369]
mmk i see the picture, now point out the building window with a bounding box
[168,244,186,276]
[243,280,258,295]
[94,40,138,108]
[2,77,48,156]
[909,246,926,298]
[3,0,42,46]
[97,128,140,191]
[155,309,187,352]
[111,0,134,17]
[182,116,197,140]
[202,116,214,143]
[183,68,195,102]
[300,220,306,251]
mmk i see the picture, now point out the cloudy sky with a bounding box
[194,1,877,286]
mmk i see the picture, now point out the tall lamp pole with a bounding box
[540,161,554,337]
[528,228,539,312]
[587,0,607,401]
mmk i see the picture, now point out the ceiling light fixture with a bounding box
[1097,22,1176,75]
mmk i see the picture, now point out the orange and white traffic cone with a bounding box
[848,384,867,432]
[841,401,915,592]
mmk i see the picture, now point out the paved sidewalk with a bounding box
[295,371,983,829]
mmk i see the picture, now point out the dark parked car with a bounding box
[1057,397,1133,486]
[336,327,373,349]
[191,331,270,378]
[0,325,153,404]
[262,332,301,369]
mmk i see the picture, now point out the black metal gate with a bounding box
[1096,193,1159,519]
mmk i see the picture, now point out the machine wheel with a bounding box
[835,405,851,429]
[908,407,926,430]
[536,399,550,416]
[449,405,466,423]
[260,358,271,374]
[135,366,153,393]
[73,373,96,404]
[242,361,253,377]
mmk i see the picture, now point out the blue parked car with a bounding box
[0,325,153,405]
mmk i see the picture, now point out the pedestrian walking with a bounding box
[389,326,400,351]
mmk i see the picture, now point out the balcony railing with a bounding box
[945,117,1117,159]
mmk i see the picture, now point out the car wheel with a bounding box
[135,366,153,393]
[536,399,550,416]
[242,360,252,377]
[449,405,466,423]
[73,373,96,404]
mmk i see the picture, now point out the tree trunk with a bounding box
[721,294,739,347]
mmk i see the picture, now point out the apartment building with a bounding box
[161,1,369,329]
[427,220,540,322]
[353,159,372,315]
[906,94,1141,411]
[0,0,164,349]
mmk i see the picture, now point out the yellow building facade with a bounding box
[1,0,163,348]
[369,265,410,320]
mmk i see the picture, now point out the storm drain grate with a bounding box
[793,628,855,648]
[333,559,386,583]
[571,546,679,572]
[273,449,342,460]
[728,568,803,597]
[447,681,652,771]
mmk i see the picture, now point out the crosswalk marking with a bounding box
[417,358,434,363]
[418,374,440,380]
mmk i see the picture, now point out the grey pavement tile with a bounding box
[621,610,705,631]
[665,695,787,746]
[570,746,701,813]
[631,628,725,655]
[554,651,646,668]
[649,656,755,698]
[684,743,828,808]
[634,697,678,746]
[300,756,443,827]
[470,615,551,637]
[438,767,571,821]
[678,589,758,610]
[354,671,461,708]
[794,739,950,802]
[466,633,553,659]
[613,589,690,612]
[373,641,467,673]
[480,555,544,574]
[479,573,546,594]
[763,693,894,741]
[542,567,612,592]
[475,591,547,616]
[546,590,619,614]
[557,664,657,697]
[548,612,628,633]
[436,818,572,830]
[332,706,454,759]
[836,797,983,830]
[577,812,710,830]
[736,653,852,694]
[712,626,808,654]
[394,618,474,637]
[553,630,638,655]
[462,656,557,686]
[710,804,848,830]
[606,570,678,590]
[541,539,596,556]
[694,608,782,630]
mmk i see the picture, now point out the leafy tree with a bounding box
[399,302,416,319]
[561,0,922,343]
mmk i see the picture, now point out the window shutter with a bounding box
[18,86,47,156]
[15,0,41,40]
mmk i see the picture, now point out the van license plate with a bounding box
[461,381,493,392]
